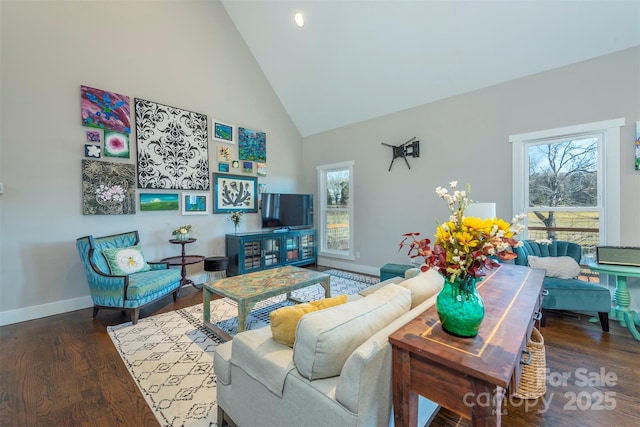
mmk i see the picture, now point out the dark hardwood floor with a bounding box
[1,272,638,426]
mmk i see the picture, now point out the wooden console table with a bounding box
[389,264,545,427]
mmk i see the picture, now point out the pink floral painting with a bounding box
[104,131,130,158]
[81,85,131,133]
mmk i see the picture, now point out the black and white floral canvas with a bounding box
[82,160,136,215]
[135,98,209,190]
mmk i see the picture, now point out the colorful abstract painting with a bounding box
[256,162,267,177]
[213,119,235,143]
[238,127,266,163]
[86,131,101,142]
[81,85,131,133]
[636,121,640,171]
[135,98,209,190]
[104,131,130,158]
[82,160,136,215]
[139,193,179,211]
[218,163,229,173]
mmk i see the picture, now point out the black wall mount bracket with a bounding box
[381,137,420,171]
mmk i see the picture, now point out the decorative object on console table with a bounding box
[399,180,525,337]
[228,211,243,234]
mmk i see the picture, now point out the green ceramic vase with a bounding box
[436,276,485,337]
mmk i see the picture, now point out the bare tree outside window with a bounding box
[527,136,600,246]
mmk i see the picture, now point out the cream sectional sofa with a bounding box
[214,269,444,427]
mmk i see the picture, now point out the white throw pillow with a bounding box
[527,255,581,279]
[397,268,444,309]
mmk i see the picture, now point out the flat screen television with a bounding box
[261,193,313,229]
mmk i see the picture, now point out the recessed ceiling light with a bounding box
[294,12,305,28]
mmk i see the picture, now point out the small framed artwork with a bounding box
[242,161,253,173]
[256,162,267,177]
[218,145,231,162]
[212,119,235,144]
[213,173,258,213]
[231,160,240,169]
[218,162,230,173]
[140,193,179,211]
[182,192,209,215]
[635,121,639,171]
[104,130,130,158]
[86,130,101,142]
[84,144,101,158]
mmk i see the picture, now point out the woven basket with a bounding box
[512,327,547,399]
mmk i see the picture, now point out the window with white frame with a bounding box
[316,161,354,259]
[511,118,624,254]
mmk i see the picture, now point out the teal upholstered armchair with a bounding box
[76,230,182,324]
[513,240,611,331]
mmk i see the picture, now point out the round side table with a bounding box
[162,238,205,290]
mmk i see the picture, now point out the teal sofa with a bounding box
[76,230,182,324]
[513,240,610,331]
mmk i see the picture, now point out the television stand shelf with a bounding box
[225,229,317,276]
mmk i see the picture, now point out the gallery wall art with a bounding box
[213,173,258,213]
[82,160,136,215]
[139,193,179,211]
[81,85,131,133]
[135,98,209,190]
[104,130,130,158]
[212,119,235,143]
[635,121,639,171]
[238,127,266,163]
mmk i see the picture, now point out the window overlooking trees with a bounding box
[317,161,354,259]
[526,134,601,248]
[511,118,623,258]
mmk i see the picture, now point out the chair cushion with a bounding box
[102,245,151,275]
[270,295,348,347]
[396,268,444,309]
[528,255,580,279]
[293,283,411,380]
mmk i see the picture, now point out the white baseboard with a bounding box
[0,295,93,327]
[317,257,379,277]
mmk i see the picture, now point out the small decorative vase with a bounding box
[175,232,190,241]
[436,276,485,337]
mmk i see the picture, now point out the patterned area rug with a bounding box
[107,269,378,427]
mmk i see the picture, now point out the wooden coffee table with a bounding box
[203,266,331,341]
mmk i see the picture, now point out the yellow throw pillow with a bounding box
[270,295,347,347]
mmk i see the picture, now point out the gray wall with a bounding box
[0,0,303,324]
[303,47,640,307]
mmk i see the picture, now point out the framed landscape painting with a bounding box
[212,119,235,144]
[140,193,179,211]
[213,173,258,213]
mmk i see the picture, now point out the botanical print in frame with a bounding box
[182,192,209,215]
[82,159,136,215]
[238,127,266,162]
[213,173,258,213]
[104,130,130,158]
[81,85,131,133]
[636,122,640,170]
[139,193,179,211]
[135,98,209,190]
[212,119,235,144]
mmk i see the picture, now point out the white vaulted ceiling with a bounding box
[221,0,640,137]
